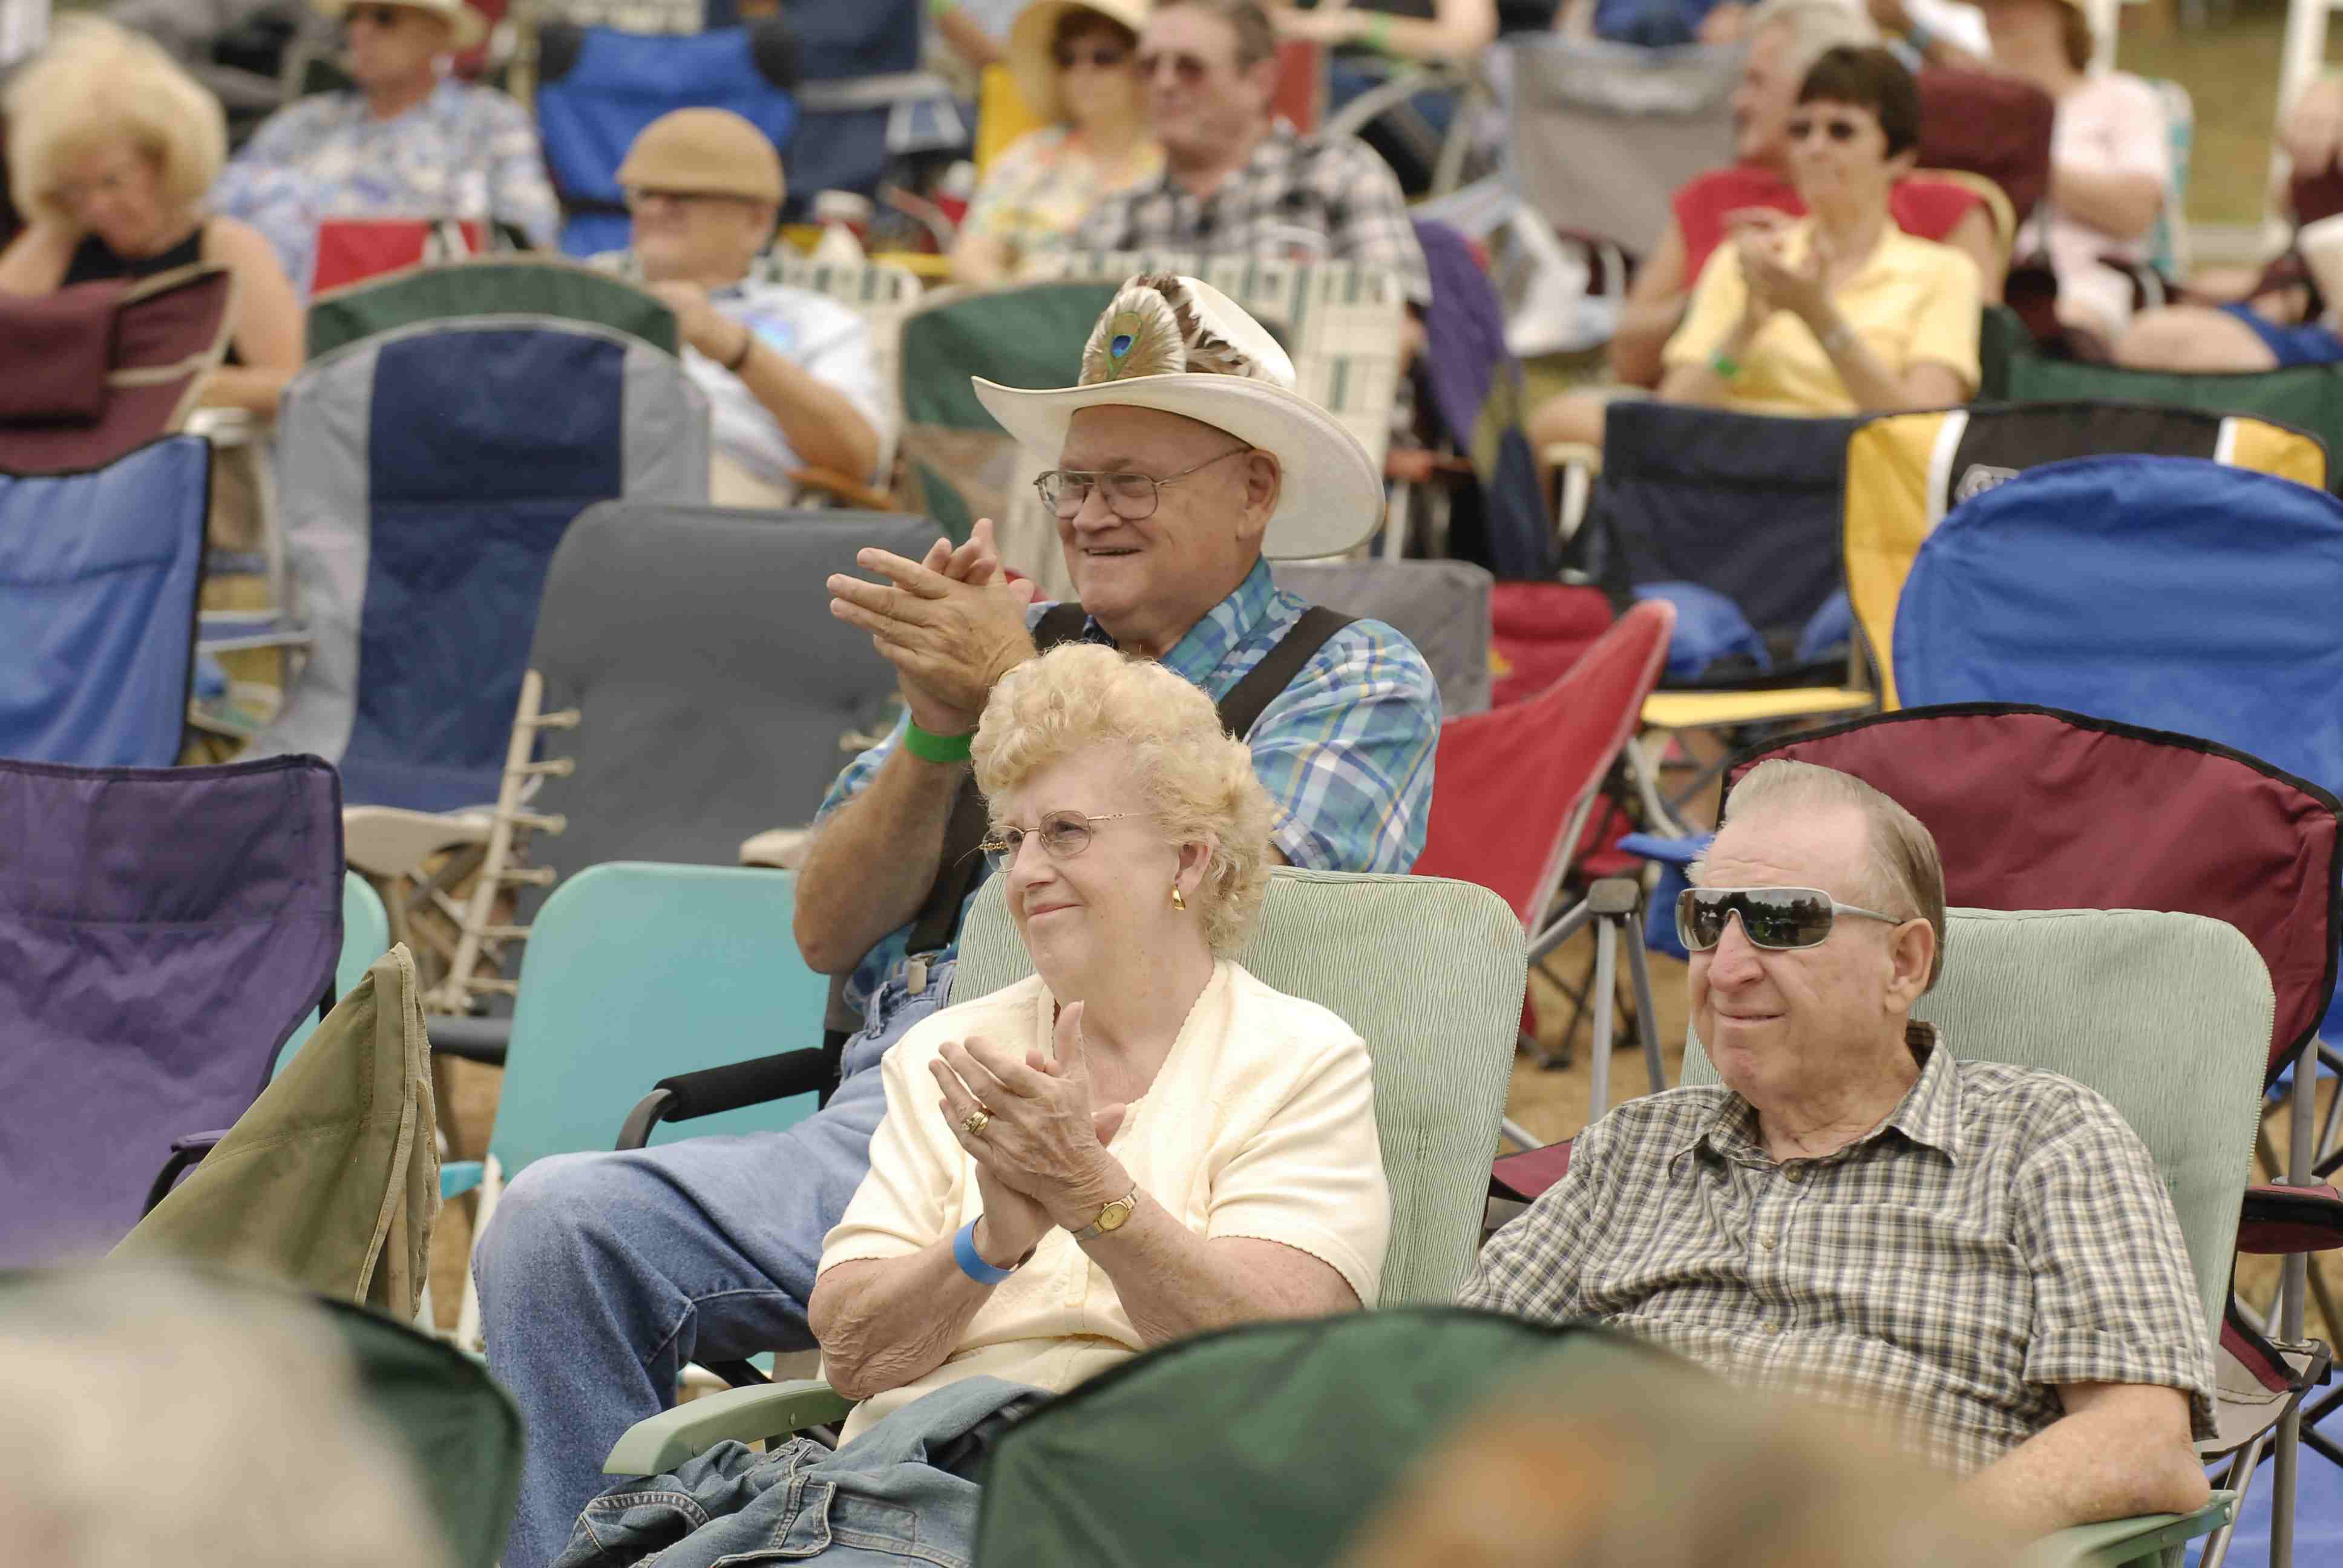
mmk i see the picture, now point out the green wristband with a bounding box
[1363,11,1395,53]
[1710,350,1742,380]
[903,721,974,763]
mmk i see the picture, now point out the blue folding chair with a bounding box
[0,436,209,766]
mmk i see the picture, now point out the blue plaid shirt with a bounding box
[814,559,1440,1014]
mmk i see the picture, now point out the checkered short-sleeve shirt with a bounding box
[1460,1025,2217,1473]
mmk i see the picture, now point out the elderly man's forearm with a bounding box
[793,748,966,973]
[809,1249,994,1401]
[1956,1394,2209,1538]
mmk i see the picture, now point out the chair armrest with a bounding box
[2014,1493,2234,1568]
[427,1014,511,1065]
[615,1049,831,1150]
[142,1130,231,1215]
[601,1379,856,1475]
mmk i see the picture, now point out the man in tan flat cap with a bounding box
[606,108,886,497]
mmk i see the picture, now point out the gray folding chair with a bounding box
[1274,559,1493,719]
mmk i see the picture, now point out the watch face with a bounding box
[1098,1198,1133,1232]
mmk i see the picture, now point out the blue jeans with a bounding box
[477,962,957,1568]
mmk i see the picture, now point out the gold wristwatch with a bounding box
[1069,1185,1140,1243]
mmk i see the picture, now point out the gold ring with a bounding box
[963,1109,991,1137]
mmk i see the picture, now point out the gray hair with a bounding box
[1747,0,1880,77]
[1719,759,1947,991]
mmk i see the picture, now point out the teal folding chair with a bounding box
[594,867,1527,1475]
[275,872,392,1075]
[443,863,830,1347]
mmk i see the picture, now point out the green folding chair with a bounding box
[276,871,392,1076]
[304,258,680,361]
[442,863,831,1347]
[595,866,1527,1474]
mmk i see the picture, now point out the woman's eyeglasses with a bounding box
[1034,446,1251,521]
[1055,44,1130,71]
[980,811,1136,873]
[1675,886,1906,953]
[1786,115,1865,144]
[1134,50,1211,85]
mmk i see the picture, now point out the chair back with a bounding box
[1501,36,1743,252]
[0,265,235,474]
[1893,457,2343,800]
[1729,705,2342,1083]
[953,868,1525,1304]
[2148,79,2194,279]
[778,0,960,209]
[536,21,799,255]
[308,218,490,299]
[249,318,709,812]
[0,755,343,1264]
[1275,559,1494,718]
[1682,906,2270,1346]
[1915,68,2054,224]
[278,873,394,1075]
[1488,581,1615,707]
[490,864,828,1175]
[1415,599,1673,931]
[0,436,209,765]
[1844,405,2328,706]
[307,258,679,359]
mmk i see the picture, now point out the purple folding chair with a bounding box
[0,755,344,1265]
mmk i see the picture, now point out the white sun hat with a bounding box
[971,273,1384,560]
[312,0,488,51]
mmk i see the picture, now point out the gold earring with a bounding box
[1170,885,1187,911]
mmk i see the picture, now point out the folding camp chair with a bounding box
[244,316,707,999]
[278,872,394,1074]
[427,503,937,1027]
[1842,404,2328,707]
[0,264,236,474]
[1414,600,1674,1111]
[305,258,680,360]
[1915,68,2054,232]
[779,0,966,205]
[1274,560,1494,719]
[595,866,1525,1472]
[308,217,493,299]
[0,754,342,1266]
[0,435,209,766]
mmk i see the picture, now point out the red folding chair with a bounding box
[1725,703,2343,1568]
[1416,598,1673,1122]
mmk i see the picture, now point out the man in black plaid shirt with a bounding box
[1073,0,1432,311]
[1463,761,2216,1541]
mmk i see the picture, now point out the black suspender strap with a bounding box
[1210,606,1353,739]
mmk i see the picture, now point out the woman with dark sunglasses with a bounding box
[1656,44,1981,419]
[951,0,1162,286]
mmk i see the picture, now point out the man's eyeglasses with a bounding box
[1135,49,1212,85]
[1786,115,1864,144]
[1055,44,1130,70]
[980,811,1136,873]
[1034,446,1251,521]
[1676,886,1906,953]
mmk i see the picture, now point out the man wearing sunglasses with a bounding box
[1071,0,1431,312]
[475,272,1438,1568]
[1463,761,2214,1541]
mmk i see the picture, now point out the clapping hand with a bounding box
[931,1001,1130,1236]
[828,517,1040,735]
[1739,227,1831,329]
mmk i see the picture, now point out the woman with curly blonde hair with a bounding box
[0,17,301,414]
[559,642,1389,1566]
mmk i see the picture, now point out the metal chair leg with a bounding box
[1588,915,1617,1122]
[1622,910,1665,1096]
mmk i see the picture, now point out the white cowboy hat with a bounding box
[1006,0,1150,128]
[312,0,488,51]
[971,274,1382,560]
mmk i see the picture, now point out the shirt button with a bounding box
[1784,1165,1803,1181]
[1758,1235,1778,1250]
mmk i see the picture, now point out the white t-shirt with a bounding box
[818,961,1391,1442]
[2016,71,2171,283]
[689,279,893,488]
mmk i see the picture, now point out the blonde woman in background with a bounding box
[0,16,301,416]
[950,0,1162,285]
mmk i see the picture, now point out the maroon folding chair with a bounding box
[0,264,236,474]
[1725,702,2343,1566]
[1415,598,1674,1122]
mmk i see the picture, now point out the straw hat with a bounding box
[312,0,489,50]
[1007,0,1150,128]
[615,109,785,207]
[972,274,1383,561]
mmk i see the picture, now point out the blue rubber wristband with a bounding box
[953,1218,1018,1285]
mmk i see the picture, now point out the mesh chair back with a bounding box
[535,21,799,255]
[1843,405,2328,706]
[0,436,209,765]
[491,864,828,1175]
[0,755,342,1264]
[1414,600,1672,929]
[1729,705,2341,1082]
[0,265,235,474]
[249,318,709,811]
[953,869,1525,1304]
[1502,36,1742,252]
[1893,457,2343,800]
[1274,560,1493,718]
[1682,906,2271,1345]
[306,259,680,359]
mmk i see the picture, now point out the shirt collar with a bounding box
[1687,1021,1962,1166]
[1084,558,1277,687]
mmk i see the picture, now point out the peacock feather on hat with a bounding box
[1078,273,1283,386]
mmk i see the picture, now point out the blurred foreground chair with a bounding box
[0,754,342,1266]
[0,264,235,472]
[594,867,1525,1468]
[306,257,680,359]
[0,434,209,766]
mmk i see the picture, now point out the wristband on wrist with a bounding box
[1363,11,1394,53]
[1709,349,1742,380]
[903,720,974,763]
[953,1218,1031,1284]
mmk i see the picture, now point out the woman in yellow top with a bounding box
[949,0,1164,286]
[1661,45,1980,419]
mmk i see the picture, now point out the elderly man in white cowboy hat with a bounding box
[473,272,1438,1568]
[211,0,557,288]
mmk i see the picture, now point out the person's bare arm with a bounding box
[1944,205,2005,303]
[2279,74,2343,175]
[1608,218,1689,388]
[810,1244,1001,1400]
[793,743,971,975]
[197,217,302,416]
[729,324,882,482]
[2050,163,2164,245]
[936,4,1008,70]
[1958,1383,2209,1539]
[948,229,1016,289]
[0,223,74,295]
[1867,0,1992,70]
[1272,0,1495,62]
